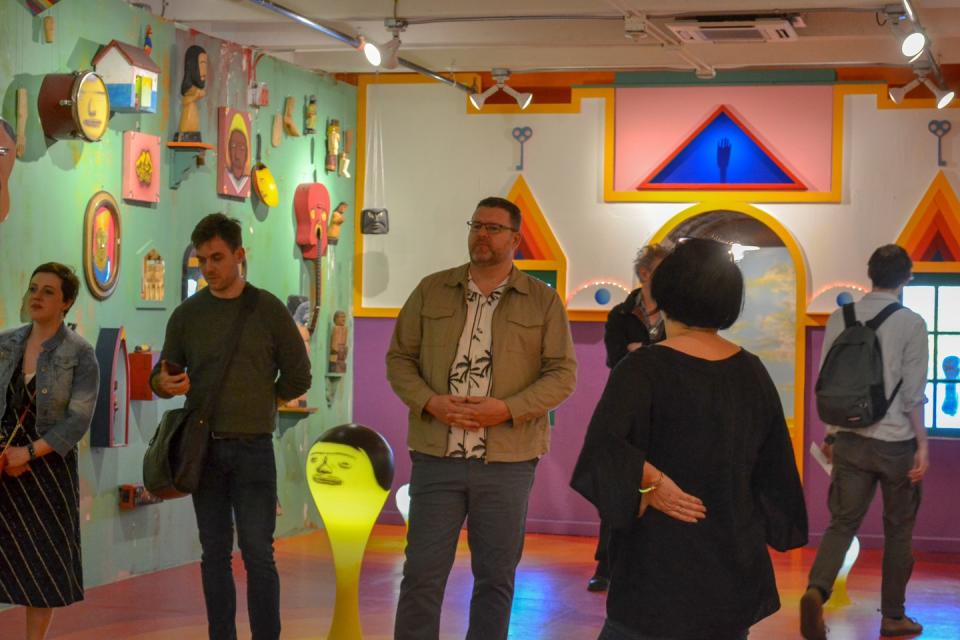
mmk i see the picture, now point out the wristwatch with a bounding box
[26,441,36,460]
[823,434,836,446]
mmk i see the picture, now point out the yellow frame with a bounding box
[650,202,809,475]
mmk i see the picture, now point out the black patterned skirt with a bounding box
[0,371,84,607]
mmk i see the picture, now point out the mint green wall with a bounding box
[0,0,356,588]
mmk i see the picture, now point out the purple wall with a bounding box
[804,327,960,553]
[353,317,607,535]
[355,317,960,550]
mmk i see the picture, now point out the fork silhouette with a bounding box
[717,138,732,183]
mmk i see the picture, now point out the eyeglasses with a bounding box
[466,221,518,234]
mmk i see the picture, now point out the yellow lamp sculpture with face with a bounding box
[307,424,394,640]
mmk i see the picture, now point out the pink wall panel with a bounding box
[614,85,834,193]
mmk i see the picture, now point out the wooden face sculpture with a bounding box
[294,183,330,260]
[0,119,15,222]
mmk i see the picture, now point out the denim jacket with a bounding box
[0,323,99,456]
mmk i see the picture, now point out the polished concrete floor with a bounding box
[2,524,959,639]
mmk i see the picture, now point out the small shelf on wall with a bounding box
[277,405,318,436]
[278,406,318,415]
[167,141,214,190]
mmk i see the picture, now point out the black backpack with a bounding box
[815,302,903,428]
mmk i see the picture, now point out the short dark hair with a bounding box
[315,423,395,491]
[633,243,670,279]
[867,244,912,289]
[651,238,744,330]
[31,262,80,312]
[191,213,243,251]
[475,197,521,231]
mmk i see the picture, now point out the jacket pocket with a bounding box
[421,305,456,346]
[505,314,542,354]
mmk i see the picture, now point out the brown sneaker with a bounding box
[880,616,923,637]
[800,587,827,640]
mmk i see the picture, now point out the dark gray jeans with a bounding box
[394,452,538,640]
[807,432,921,618]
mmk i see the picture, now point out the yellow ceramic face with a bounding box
[76,74,109,141]
[307,441,388,531]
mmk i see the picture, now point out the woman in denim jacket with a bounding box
[0,262,99,639]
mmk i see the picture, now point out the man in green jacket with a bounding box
[388,197,577,640]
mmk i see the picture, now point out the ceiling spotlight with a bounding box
[923,78,955,109]
[359,37,381,66]
[901,30,926,58]
[502,85,533,110]
[379,35,402,70]
[888,77,921,103]
[469,84,499,110]
[470,68,533,111]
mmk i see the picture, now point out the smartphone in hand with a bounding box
[165,361,185,376]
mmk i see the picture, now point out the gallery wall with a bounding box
[0,0,357,589]
[352,75,960,551]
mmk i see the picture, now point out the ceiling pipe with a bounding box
[245,0,475,96]
[246,0,362,50]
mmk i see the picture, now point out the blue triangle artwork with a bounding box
[639,106,805,190]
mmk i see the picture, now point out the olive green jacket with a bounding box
[386,264,577,462]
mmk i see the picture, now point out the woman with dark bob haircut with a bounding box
[0,263,99,639]
[572,238,808,640]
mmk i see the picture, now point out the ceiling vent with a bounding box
[667,18,799,43]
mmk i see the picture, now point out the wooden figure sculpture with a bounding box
[329,310,348,374]
[305,95,318,134]
[283,96,301,136]
[325,119,341,172]
[329,201,348,246]
[141,249,165,301]
[307,424,394,640]
[338,129,353,178]
[174,45,207,142]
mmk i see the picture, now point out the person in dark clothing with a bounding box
[151,214,311,640]
[590,244,669,592]
[572,238,808,640]
[602,244,670,369]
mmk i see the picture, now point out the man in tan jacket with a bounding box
[388,196,577,640]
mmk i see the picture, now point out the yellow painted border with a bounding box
[650,202,809,476]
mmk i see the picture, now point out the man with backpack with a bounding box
[801,244,930,640]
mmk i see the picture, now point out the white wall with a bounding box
[361,84,958,314]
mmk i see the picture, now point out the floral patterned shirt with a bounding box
[444,276,508,459]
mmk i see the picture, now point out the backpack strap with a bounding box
[865,302,905,408]
[842,303,858,328]
[865,302,903,331]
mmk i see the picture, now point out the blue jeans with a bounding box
[394,452,538,640]
[598,619,749,640]
[192,436,279,640]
